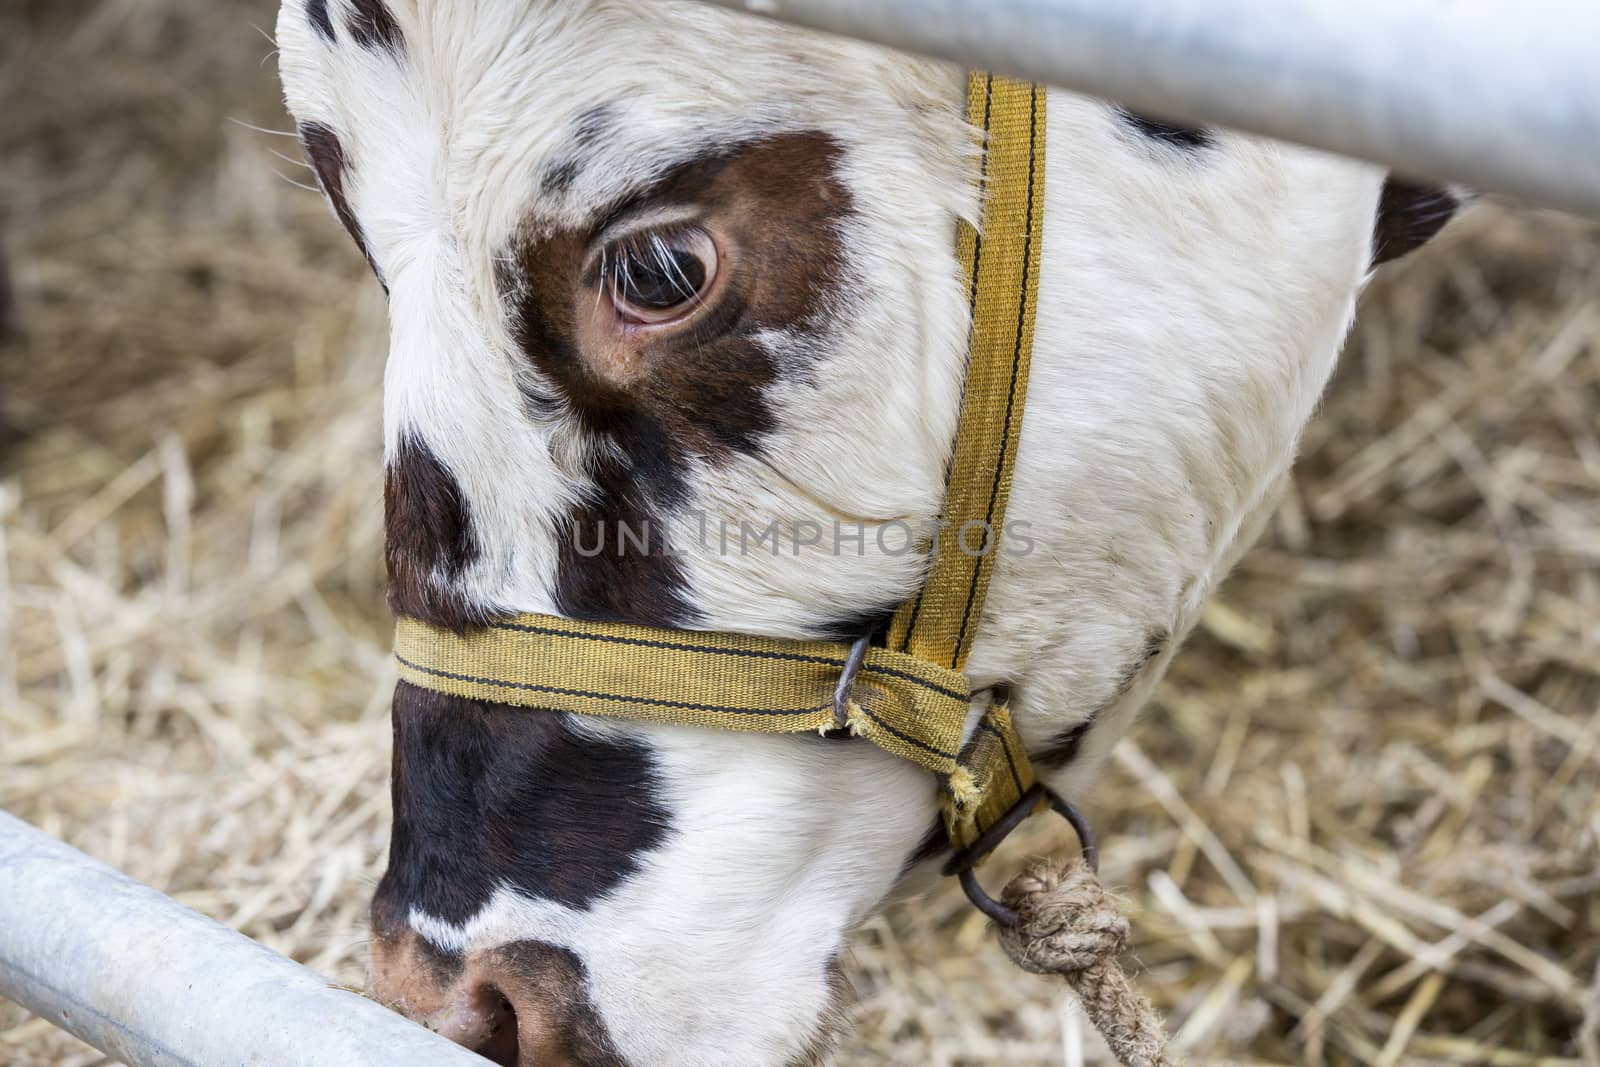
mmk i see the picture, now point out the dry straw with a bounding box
[2,1,1598,1065]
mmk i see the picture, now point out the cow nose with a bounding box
[428,980,521,1065]
[371,932,600,1067]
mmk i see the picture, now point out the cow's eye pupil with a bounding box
[619,247,704,309]
[604,228,718,324]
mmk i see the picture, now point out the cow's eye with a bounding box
[604,228,718,324]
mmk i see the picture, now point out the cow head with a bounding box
[277,1,1453,1063]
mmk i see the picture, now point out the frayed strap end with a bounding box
[842,700,872,739]
[946,766,981,810]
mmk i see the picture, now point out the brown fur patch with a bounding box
[498,131,855,626]
[1034,717,1096,769]
[1373,179,1459,265]
[1117,107,1212,151]
[348,0,403,52]
[902,819,949,869]
[540,104,621,196]
[305,0,335,43]
[298,122,386,290]
[376,682,670,923]
[384,435,486,630]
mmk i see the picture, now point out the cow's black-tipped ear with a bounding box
[1372,178,1462,266]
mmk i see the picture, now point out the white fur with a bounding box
[277,1,1384,1062]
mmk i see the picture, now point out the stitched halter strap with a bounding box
[394,74,1047,853]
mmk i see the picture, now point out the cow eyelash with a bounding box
[597,226,718,325]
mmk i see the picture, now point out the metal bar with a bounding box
[698,0,1600,218]
[0,812,484,1067]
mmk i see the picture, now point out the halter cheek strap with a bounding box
[887,71,1046,847]
[394,74,1047,856]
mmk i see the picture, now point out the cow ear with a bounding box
[1372,178,1463,266]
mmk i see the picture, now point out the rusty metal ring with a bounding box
[943,783,1099,928]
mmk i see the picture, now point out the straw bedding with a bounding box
[2,2,1597,1064]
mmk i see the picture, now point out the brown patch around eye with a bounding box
[496,130,855,627]
[506,130,852,458]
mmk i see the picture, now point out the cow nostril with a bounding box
[474,986,520,1067]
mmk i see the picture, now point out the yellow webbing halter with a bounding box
[394,74,1046,854]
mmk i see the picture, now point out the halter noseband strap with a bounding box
[394,74,1048,857]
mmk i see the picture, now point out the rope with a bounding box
[997,858,1181,1067]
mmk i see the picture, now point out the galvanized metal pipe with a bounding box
[0,812,485,1067]
[698,0,1600,218]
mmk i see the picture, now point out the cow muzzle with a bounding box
[371,930,616,1067]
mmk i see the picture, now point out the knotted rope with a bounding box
[997,858,1181,1067]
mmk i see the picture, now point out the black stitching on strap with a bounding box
[472,620,969,702]
[861,663,969,704]
[952,83,1039,669]
[486,619,847,667]
[898,72,996,655]
[854,705,960,761]
[396,654,830,718]
[977,718,1026,796]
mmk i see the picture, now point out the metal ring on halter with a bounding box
[823,633,874,735]
[942,783,1099,928]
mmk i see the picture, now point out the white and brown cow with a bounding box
[277,2,1456,1063]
